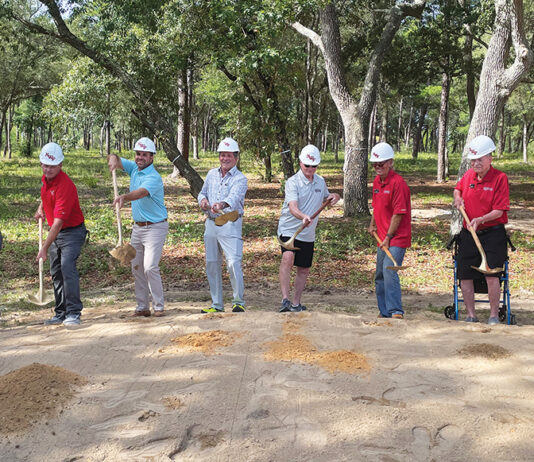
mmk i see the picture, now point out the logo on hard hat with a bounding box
[372,152,379,158]
[139,142,147,149]
[224,142,230,146]
[45,153,56,161]
[306,154,316,162]
[469,147,478,155]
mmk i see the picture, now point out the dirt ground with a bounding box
[1,287,534,461]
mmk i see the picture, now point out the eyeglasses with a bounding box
[303,164,318,168]
[372,161,388,167]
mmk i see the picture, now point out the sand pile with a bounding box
[167,330,243,355]
[0,363,87,434]
[458,343,512,360]
[264,315,370,373]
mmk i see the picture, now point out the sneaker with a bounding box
[63,314,81,326]
[201,307,224,313]
[44,314,65,325]
[488,317,500,325]
[232,303,245,312]
[465,316,480,323]
[290,304,307,312]
[279,298,292,313]
[134,309,151,317]
[392,313,404,319]
[153,310,165,317]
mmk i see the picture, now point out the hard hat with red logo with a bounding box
[299,144,321,166]
[39,142,64,166]
[467,135,496,159]
[369,142,394,162]
[217,137,239,153]
[133,137,157,154]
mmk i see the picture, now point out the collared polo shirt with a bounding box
[277,169,330,242]
[455,166,509,230]
[371,169,411,248]
[41,170,84,228]
[197,165,248,219]
[121,158,167,223]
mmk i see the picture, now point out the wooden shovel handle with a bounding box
[291,198,333,240]
[38,217,44,299]
[372,231,399,267]
[112,169,123,245]
[459,206,488,261]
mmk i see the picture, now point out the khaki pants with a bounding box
[131,221,168,311]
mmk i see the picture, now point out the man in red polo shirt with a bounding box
[34,142,87,326]
[367,142,411,319]
[453,135,509,325]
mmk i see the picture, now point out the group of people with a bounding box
[35,133,509,326]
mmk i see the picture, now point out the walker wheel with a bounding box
[498,305,507,323]
[510,314,517,325]
[444,305,456,320]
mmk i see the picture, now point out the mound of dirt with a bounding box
[264,317,370,373]
[458,343,512,360]
[167,330,243,355]
[0,363,87,435]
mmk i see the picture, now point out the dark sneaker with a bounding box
[201,307,224,313]
[44,314,65,325]
[488,317,500,325]
[232,303,245,312]
[465,316,480,323]
[134,309,151,317]
[63,314,81,326]
[290,304,307,312]
[279,298,292,313]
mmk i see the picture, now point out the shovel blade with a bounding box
[277,236,300,251]
[386,265,409,271]
[470,265,503,275]
[27,293,54,306]
[214,210,239,226]
[110,243,136,266]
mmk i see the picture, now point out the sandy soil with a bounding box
[1,287,534,461]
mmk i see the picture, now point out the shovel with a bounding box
[278,198,333,251]
[214,210,239,226]
[109,169,136,265]
[459,206,503,275]
[372,231,409,271]
[27,217,54,306]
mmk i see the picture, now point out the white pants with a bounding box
[130,221,168,311]
[204,218,245,310]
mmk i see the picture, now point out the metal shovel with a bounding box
[27,217,54,306]
[459,206,503,275]
[372,231,409,271]
[109,169,136,265]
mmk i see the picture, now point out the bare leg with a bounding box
[279,251,295,301]
[486,276,501,318]
[460,279,476,318]
[293,266,311,305]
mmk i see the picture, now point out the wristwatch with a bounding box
[386,233,394,239]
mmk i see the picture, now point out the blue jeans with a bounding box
[49,224,87,318]
[375,246,406,317]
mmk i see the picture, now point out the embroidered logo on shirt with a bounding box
[469,184,475,189]
[314,189,321,193]
[374,188,379,194]
[483,187,494,191]
[384,190,391,194]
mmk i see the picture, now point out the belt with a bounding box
[134,219,167,227]
[476,224,504,235]
[61,222,84,231]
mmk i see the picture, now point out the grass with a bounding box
[1,147,533,314]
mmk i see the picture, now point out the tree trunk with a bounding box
[397,95,403,151]
[522,117,529,162]
[437,69,451,183]
[0,108,5,153]
[451,0,533,235]
[173,65,191,178]
[412,104,427,159]
[368,101,377,149]
[405,101,413,148]
[498,105,506,158]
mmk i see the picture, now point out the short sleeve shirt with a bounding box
[277,170,330,242]
[41,171,84,229]
[371,169,411,248]
[455,166,509,230]
[121,158,167,223]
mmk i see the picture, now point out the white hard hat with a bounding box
[369,142,394,162]
[134,137,156,154]
[467,135,496,159]
[217,137,239,153]
[299,144,321,166]
[39,142,64,166]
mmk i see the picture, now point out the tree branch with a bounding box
[291,21,325,54]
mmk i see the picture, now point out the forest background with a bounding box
[1,0,533,319]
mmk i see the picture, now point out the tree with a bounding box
[293,0,426,216]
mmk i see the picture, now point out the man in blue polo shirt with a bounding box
[108,137,168,317]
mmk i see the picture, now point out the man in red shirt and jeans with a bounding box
[35,143,87,326]
[368,142,411,319]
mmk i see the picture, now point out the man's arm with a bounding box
[113,188,149,209]
[381,214,403,248]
